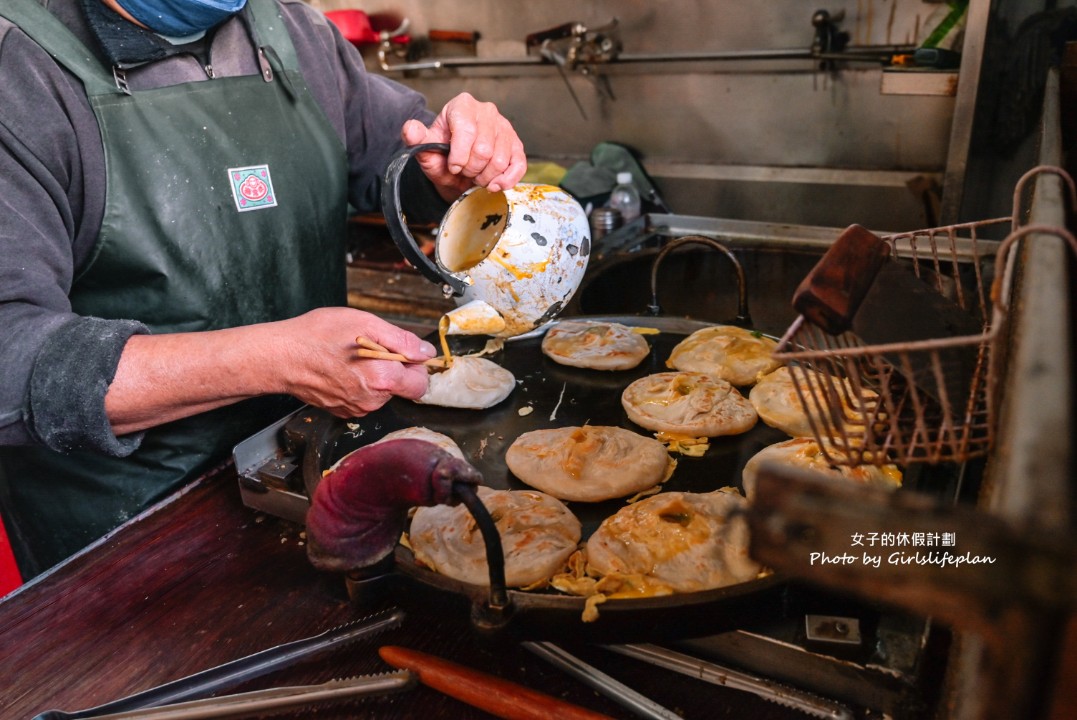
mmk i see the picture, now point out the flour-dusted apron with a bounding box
[0,0,348,574]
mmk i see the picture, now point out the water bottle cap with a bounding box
[616,172,633,184]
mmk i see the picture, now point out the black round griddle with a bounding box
[298,315,792,641]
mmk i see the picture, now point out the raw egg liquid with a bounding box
[438,315,454,366]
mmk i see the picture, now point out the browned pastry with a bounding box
[585,490,761,593]
[506,426,672,502]
[666,325,780,386]
[621,371,758,437]
[740,437,902,501]
[409,487,581,587]
[541,320,651,371]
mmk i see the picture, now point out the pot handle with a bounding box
[452,483,508,603]
[381,142,468,295]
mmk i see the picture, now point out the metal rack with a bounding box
[773,166,1077,466]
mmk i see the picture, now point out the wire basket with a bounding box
[773,166,1077,466]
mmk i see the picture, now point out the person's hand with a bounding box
[271,307,434,418]
[402,92,527,200]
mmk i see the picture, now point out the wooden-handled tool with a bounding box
[792,224,892,335]
[378,645,615,720]
[355,336,447,368]
[792,224,985,342]
[792,224,984,413]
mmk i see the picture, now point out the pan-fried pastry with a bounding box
[749,366,878,438]
[505,426,673,502]
[408,486,581,587]
[585,490,761,593]
[415,356,516,409]
[541,320,651,371]
[740,437,902,501]
[376,427,465,460]
[621,371,758,437]
[326,427,465,475]
[667,325,780,386]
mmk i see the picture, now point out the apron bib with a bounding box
[0,0,347,574]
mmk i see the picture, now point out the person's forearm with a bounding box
[103,307,436,437]
[104,325,280,435]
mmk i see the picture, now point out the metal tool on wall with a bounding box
[528,20,620,120]
[376,12,916,90]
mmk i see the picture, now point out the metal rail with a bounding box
[377,46,914,74]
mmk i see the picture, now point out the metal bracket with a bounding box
[531,20,620,119]
[805,614,862,647]
[112,66,131,95]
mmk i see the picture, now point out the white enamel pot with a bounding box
[382,143,590,337]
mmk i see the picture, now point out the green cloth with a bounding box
[559,142,664,208]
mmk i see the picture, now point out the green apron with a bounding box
[0,0,348,575]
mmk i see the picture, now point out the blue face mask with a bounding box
[116,0,248,37]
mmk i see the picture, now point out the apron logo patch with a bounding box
[228,165,277,212]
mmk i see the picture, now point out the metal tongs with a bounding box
[525,641,854,720]
[68,673,415,720]
[606,644,855,720]
[33,608,410,720]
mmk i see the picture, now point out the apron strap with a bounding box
[0,0,118,96]
[245,0,301,74]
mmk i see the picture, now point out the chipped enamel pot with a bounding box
[382,143,590,338]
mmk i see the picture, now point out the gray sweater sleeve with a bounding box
[0,19,146,454]
[0,0,444,454]
[27,317,147,455]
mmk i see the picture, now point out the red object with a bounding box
[304,439,480,574]
[325,10,409,46]
[0,515,22,597]
[379,645,615,720]
[325,10,378,44]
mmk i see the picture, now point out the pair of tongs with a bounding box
[33,608,411,720]
[525,641,853,720]
[606,644,854,720]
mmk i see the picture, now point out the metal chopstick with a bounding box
[84,671,415,720]
[604,643,854,720]
[521,641,682,720]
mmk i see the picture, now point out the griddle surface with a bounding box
[326,317,789,538]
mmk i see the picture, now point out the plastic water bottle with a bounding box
[608,172,641,222]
